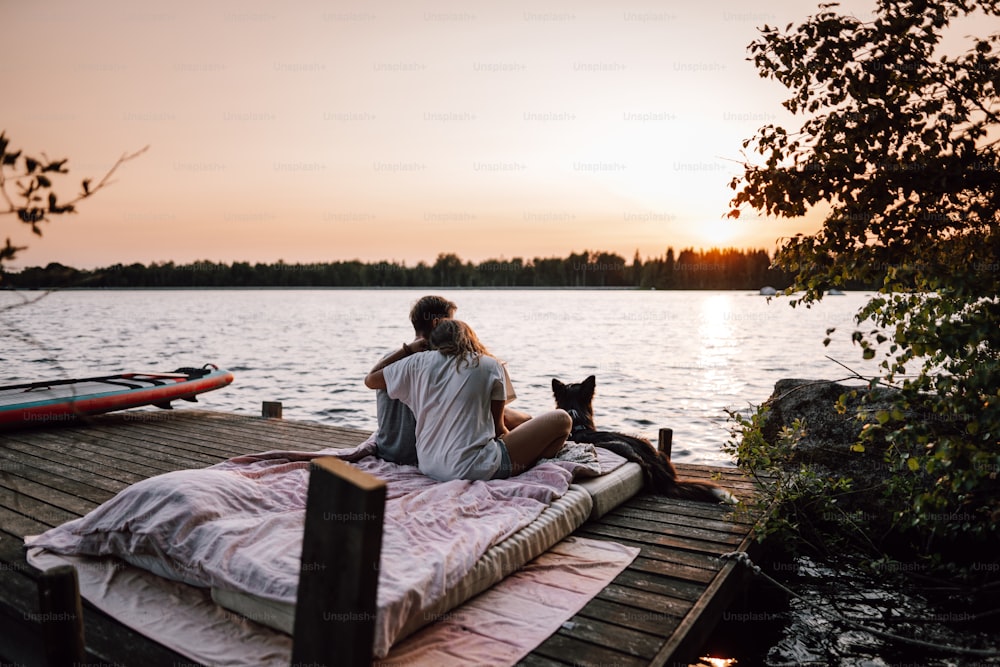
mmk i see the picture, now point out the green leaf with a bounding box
[907,457,920,472]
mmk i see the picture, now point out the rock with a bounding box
[760,378,901,511]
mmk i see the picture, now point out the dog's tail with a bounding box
[578,432,738,504]
[642,451,738,504]
[668,479,739,505]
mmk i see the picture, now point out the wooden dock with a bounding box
[0,410,766,667]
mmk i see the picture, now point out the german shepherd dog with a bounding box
[553,376,737,504]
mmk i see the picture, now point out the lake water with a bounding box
[0,288,882,465]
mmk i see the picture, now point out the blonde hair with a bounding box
[429,319,491,371]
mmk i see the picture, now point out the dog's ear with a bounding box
[583,375,596,391]
[552,378,565,393]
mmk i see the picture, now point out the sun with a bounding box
[695,218,742,247]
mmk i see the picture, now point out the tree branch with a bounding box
[0,142,149,219]
[63,144,149,208]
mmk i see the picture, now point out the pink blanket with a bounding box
[27,438,621,657]
[26,536,638,667]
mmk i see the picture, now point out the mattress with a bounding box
[576,461,644,520]
[211,452,644,645]
[212,484,595,639]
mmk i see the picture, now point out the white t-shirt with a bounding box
[383,351,507,481]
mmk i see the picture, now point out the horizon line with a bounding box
[4,244,778,272]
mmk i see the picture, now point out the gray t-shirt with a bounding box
[374,388,418,465]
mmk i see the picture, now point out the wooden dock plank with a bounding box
[0,483,81,530]
[92,413,290,456]
[0,505,51,546]
[0,409,766,667]
[0,432,151,489]
[629,555,717,585]
[0,532,43,633]
[579,521,743,556]
[516,654,566,667]
[611,504,755,534]
[75,423,225,466]
[595,583,693,619]
[599,511,747,545]
[627,495,758,525]
[0,470,98,518]
[555,613,667,658]
[575,526,724,571]
[60,423,229,469]
[530,631,650,667]
[613,569,706,603]
[5,428,176,477]
[0,446,125,498]
[574,597,683,636]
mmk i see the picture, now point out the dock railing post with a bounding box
[261,400,283,419]
[38,564,85,666]
[291,457,386,666]
[658,427,673,459]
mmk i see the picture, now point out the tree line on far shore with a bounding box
[2,247,875,290]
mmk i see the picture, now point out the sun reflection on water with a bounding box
[697,657,738,667]
[694,293,739,394]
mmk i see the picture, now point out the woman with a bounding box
[364,319,571,482]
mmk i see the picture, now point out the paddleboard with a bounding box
[0,364,234,428]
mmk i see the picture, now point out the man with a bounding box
[373,295,529,465]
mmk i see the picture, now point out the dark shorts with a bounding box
[492,437,514,480]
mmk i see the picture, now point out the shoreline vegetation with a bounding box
[1,247,881,291]
[721,379,1000,664]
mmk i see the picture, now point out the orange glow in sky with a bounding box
[1,0,956,269]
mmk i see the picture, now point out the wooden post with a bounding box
[38,565,85,666]
[261,401,283,419]
[291,457,386,666]
[658,427,673,459]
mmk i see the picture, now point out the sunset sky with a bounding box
[2,1,992,270]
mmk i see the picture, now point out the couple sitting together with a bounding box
[365,295,573,482]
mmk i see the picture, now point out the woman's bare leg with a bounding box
[503,407,532,430]
[501,409,572,475]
